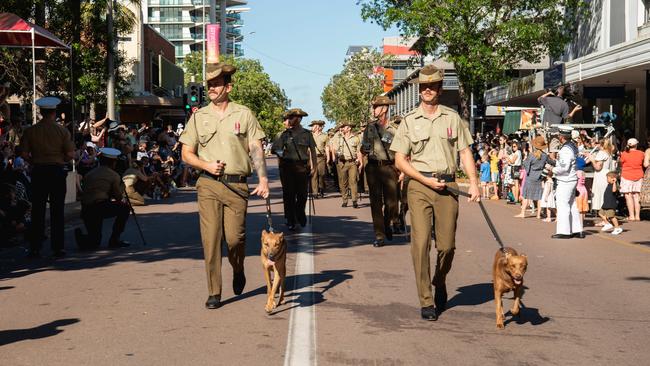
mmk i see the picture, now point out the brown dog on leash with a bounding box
[261,230,287,313]
[493,247,528,329]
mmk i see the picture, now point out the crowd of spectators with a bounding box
[469,128,650,234]
[1,111,193,247]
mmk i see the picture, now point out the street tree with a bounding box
[225,56,290,139]
[358,0,588,120]
[321,48,391,127]
[182,51,204,84]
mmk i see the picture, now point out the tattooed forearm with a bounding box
[250,141,268,179]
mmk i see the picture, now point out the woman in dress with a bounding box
[508,142,523,203]
[586,138,616,225]
[619,138,645,221]
[516,136,549,218]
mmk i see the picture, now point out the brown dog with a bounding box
[493,247,528,329]
[261,230,287,313]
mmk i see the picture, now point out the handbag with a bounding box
[511,165,521,180]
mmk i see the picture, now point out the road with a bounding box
[1,158,649,365]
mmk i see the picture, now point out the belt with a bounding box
[317,154,325,157]
[367,159,394,166]
[422,172,456,182]
[201,172,248,183]
[338,158,355,163]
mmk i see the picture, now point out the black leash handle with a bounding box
[265,197,274,232]
[445,186,505,251]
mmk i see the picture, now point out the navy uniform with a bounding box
[21,97,75,258]
[551,127,583,239]
[75,148,131,250]
[272,108,317,230]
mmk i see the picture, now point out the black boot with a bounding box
[205,295,221,309]
[434,284,448,312]
[421,305,438,321]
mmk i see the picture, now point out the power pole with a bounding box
[219,0,227,57]
[106,0,116,120]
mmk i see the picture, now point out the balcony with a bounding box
[149,0,196,6]
[148,16,194,23]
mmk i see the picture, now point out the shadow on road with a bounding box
[626,276,650,282]
[221,269,354,312]
[504,303,550,327]
[0,318,80,347]
[447,283,494,309]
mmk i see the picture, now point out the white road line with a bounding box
[284,225,317,365]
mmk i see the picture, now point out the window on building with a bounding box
[609,0,626,46]
[645,0,650,24]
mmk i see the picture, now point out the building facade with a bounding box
[143,0,248,64]
[118,2,185,125]
[485,0,650,140]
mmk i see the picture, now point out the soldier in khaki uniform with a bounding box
[361,95,401,247]
[333,121,363,208]
[309,120,329,198]
[272,109,317,230]
[75,148,130,250]
[390,65,480,321]
[180,63,269,310]
[21,97,75,258]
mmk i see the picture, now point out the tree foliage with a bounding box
[0,0,139,118]
[182,51,204,84]
[321,49,390,127]
[358,0,588,119]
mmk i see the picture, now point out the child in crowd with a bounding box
[599,171,623,235]
[489,149,499,199]
[480,154,491,199]
[576,170,590,222]
[540,171,556,222]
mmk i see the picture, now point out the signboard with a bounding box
[207,24,220,63]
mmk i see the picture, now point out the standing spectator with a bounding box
[619,138,645,221]
[508,142,522,203]
[576,170,589,222]
[480,154,491,199]
[540,171,556,222]
[640,136,650,208]
[489,148,499,199]
[586,138,616,223]
[599,172,623,235]
[516,136,549,218]
[20,97,75,258]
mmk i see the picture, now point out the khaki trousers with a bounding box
[337,161,358,203]
[408,179,459,307]
[310,157,327,195]
[125,186,145,206]
[196,177,249,296]
[365,163,399,240]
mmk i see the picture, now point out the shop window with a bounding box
[609,0,625,46]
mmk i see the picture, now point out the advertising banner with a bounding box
[207,24,220,63]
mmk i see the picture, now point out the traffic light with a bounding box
[188,82,201,108]
[183,93,190,111]
[198,85,205,106]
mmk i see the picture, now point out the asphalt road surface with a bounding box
[1,158,649,365]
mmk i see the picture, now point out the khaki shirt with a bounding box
[82,165,123,206]
[272,126,315,161]
[361,120,398,161]
[21,121,74,165]
[390,105,473,174]
[179,102,265,176]
[334,133,360,160]
[122,167,147,188]
[312,132,329,156]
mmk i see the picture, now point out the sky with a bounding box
[241,0,398,129]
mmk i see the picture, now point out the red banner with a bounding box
[207,24,220,63]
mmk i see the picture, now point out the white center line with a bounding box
[283,224,317,365]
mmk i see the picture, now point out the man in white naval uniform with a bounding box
[551,128,584,239]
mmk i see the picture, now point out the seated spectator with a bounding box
[122,161,150,206]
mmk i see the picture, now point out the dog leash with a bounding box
[445,186,506,252]
[265,197,275,233]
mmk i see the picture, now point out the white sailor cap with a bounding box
[557,125,573,137]
[177,123,183,129]
[35,96,61,110]
[85,141,96,149]
[98,147,121,159]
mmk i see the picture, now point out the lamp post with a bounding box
[229,31,255,58]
